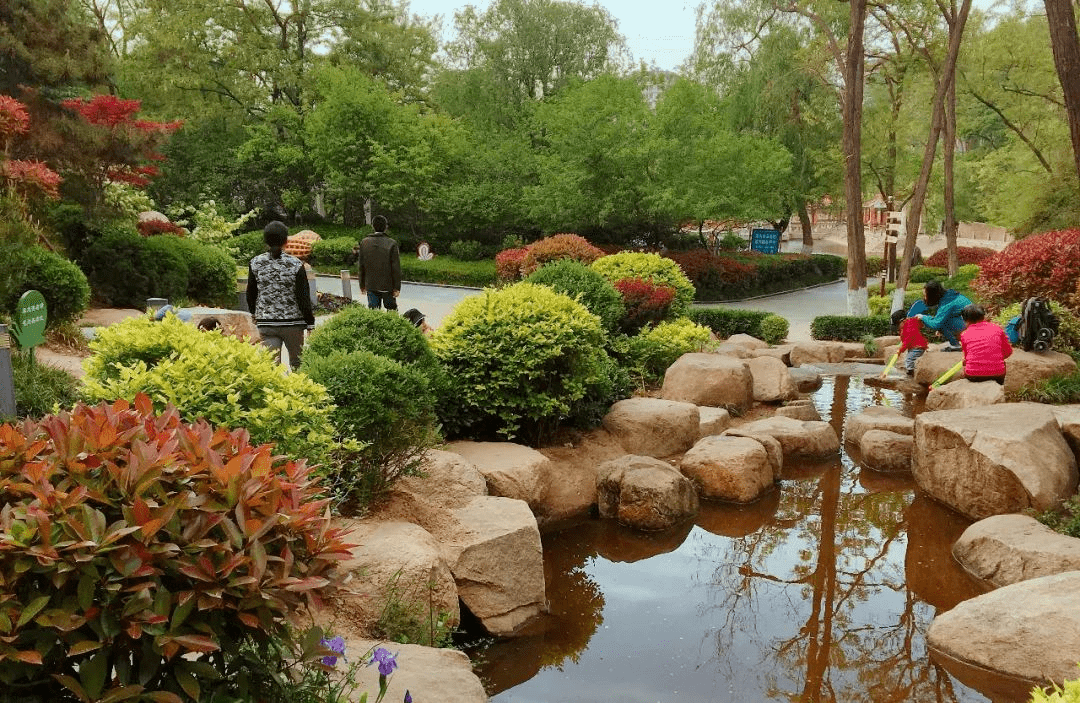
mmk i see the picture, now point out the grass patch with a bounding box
[1011,370,1080,404]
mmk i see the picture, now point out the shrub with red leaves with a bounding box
[1,159,62,200]
[520,233,604,276]
[615,277,677,333]
[0,95,30,140]
[0,394,351,699]
[973,229,1080,308]
[496,246,529,281]
[136,219,186,237]
[664,250,756,296]
[924,246,997,268]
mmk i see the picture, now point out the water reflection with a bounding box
[470,377,1010,703]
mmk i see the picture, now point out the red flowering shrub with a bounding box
[496,246,529,281]
[0,394,350,699]
[520,233,605,276]
[664,250,755,297]
[0,95,30,139]
[615,278,677,333]
[973,229,1080,308]
[925,246,997,268]
[137,218,186,237]
[1,159,62,200]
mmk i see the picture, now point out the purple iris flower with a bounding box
[404,692,412,703]
[371,646,398,676]
[320,635,346,667]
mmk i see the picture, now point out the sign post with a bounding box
[750,228,781,254]
[0,324,14,418]
[10,290,47,366]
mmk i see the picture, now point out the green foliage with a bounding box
[1013,370,1080,404]
[1031,495,1080,540]
[311,236,359,268]
[0,245,90,327]
[866,256,884,276]
[689,307,773,339]
[430,282,611,441]
[306,305,439,371]
[171,200,259,251]
[869,287,924,317]
[232,230,269,266]
[81,315,337,462]
[300,350,437,514]
[811,315,893,341]
[717,231,748,251]
[910,265,947,283]
[0,396,351,700]
[591,252,696,316]
[100,181,155,221]
[448,239,488,261]
[398,255,497,288]
[168,235,237,307]
[626,318,714,382]
[759,314,789,344]
[526,259,625,332]
[8,349,79,420]
[369,570,456,648]
[79,227,186,307]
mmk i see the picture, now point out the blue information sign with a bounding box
[750,228,781,254]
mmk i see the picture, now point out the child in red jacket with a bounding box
[960,304,1012,384]
[891,309,929,377]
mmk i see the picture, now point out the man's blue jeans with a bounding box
[367,290,397,310]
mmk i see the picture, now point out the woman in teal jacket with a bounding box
[912,280,972,350]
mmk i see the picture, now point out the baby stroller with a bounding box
[1013,297,1059,352]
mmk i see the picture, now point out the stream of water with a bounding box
[465,375,1022,703]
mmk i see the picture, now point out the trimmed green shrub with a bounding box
[81,315,337,462]
[305,305,437,370]
[311,236,358,268]
[627,318,714,381]
[0,395,350,700]
[866,256,884,276]
[689,307,773,339]
[526,259,624,332]
[910,265,947,283]
[448,239,487,261]
[231,229,268,265]
[80,228,189,307]
[301,350,437,513]
[759,314,789,344]
[869,288,923,317]
[0,245,90,327]
[811,315,893,341]
[430,282,611,441]
[168,235,237,306]
[10,349,79,419]
[592,252,696,316]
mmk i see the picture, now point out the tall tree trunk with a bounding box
[798,198,814,254]
[843,0,869,316]
[944,67,959,276]
[892,0,972,313]
[1045,0,1080,186]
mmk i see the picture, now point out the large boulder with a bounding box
[725,333,770,350]
[845,405,914,447]
[680,435,777,502]
[774,399,821,422]
[859,429,913,473]
[749,345,793,366]
[602,397,700,457]
[913,403,1079,520]
[1053,405,1080,459]
[186,307,259,341]
[788,367,823,393]
[698,406,732,438]
[443,441,551,510]
[927,572,1080,690]
[913,350,965,386]
[952,514,1080,587]
[344,637,488,703]
[445,496,546,636]
[719,428,783,479]
[397,449,488,509]
[924,379,1005,411]
[660,353,753,411]
[1005,349,1078,394]
[728,415,840,461]
[333,521,459,632]
[596,455,699,531]
[789,342,847,366]
[746,356,797,403]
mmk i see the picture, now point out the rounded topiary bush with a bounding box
[759,314,789,344]
[974,228,1080,308]
[525,259,624,332]
[305,305,438,370]
[924,246,997,268]
[80,227,189,307]
[0,395,350,700]
[627,318,713,381]
[230,229,268,265]
[591,251,696,317]
[430,282,611,440]
[519,233,604,276]
[301,350,437,511]
[311,236,357,267]
[168,235,236,306]
[0,245,90,327]
[82,315,336,461]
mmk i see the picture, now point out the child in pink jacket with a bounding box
[959,304,1012,384]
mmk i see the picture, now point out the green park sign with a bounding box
[11,290,47,350]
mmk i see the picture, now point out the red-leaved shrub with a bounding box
[519,233,604,276]
[615,278,677,333]
[496,246,529,281]
[136,218,186,237]
[973,229,1080,308]
[0,395,350,699]
[663,250,756,295]
[924,246,997,268]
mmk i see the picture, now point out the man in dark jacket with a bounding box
[358,215,401,310]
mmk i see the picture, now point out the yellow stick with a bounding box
[880,351,899,378]
[931,360,964,388]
